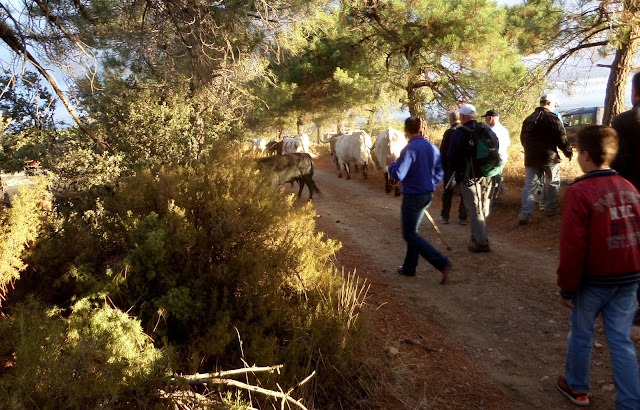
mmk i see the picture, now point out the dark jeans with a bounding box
[401,193,450,275]
[441,170,467,221]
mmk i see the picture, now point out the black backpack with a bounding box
[462,123,502,178]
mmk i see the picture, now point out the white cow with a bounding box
[334,130,374,180]
[253,138,267,153]
[374,127,407,195]
[282,134,311,155]
[282,137,303,154]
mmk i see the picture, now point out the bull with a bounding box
[257,153,322,200]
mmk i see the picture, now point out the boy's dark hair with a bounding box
[633,72,640,94]
[576,124,619,167]
[405,116,422,134]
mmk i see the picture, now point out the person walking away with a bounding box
[611,71,640,324]
[539,110,566,211]
[439,111,467,224]
[556,125,640,409]
[482,109,510,199]
[447,103,494,252]
[518,94,573,224]
[387,116,452,284]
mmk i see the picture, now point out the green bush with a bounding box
[0,298,168,409]
[0,176,51,302]
[8,142,369,407]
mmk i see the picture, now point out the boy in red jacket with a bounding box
[557,125,640,408]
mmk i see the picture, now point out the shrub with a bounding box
[0,176,51,303]
[0,298,168,409]
[9,142,369,407]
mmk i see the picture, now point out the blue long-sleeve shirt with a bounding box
[389,135,444,194]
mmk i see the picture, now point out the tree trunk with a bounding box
[406,85,429,139]
[296,116,303,135]
[407,86,424,119]
[602,26,639,126]
[366,108,375,138]
[316,124,322,144]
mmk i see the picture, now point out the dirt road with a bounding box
[296,156,640,409]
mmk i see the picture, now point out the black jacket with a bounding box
[611,102,640,190]
[439,122,461,172]
[520,107,572,167]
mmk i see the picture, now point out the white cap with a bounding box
[540,93,559,106]
[458,103,477,116]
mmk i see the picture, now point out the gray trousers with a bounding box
[460,177,492,247]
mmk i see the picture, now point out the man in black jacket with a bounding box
[518,94,573,224]
[439,111,467,225]
[447,103,494,252]
[611,71,640,323]
[611,72,640,189]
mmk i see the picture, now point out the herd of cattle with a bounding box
[253,128,408,200]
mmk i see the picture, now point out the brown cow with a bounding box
[257,153,322,200]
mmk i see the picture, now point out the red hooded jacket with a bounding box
[557,169,640,298]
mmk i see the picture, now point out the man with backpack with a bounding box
[482,109,510,199]
[518,94,573,224]
[447,103,501,252]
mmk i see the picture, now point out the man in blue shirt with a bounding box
[387,116,452,284]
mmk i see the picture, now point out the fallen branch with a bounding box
[171,365,283,384]
[169,365,315,410]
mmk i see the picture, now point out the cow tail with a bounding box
[309,160,323,197]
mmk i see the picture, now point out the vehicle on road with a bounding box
[561,106,604,145]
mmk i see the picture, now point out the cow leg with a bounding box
[303,176,314,200]
[384,171,391,193]
[344,163,351,180]
[362,163,368,179]
[297,178,305,198]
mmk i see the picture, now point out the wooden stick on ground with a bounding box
[424,209,452,251]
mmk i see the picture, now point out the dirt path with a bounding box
[292,156,640,409]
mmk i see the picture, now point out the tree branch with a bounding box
[169,365,314,410]
[545,40,609,76]
[0,14,109,152]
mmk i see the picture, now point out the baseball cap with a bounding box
[540,93,559,106]
[458,103,477,116]
[482,109,500,117]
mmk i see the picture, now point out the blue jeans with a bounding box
[565,284,640,409]
[519,163,561,219]
[401,193,450,275]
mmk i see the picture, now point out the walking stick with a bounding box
[424,209,452,251]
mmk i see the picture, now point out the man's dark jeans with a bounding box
[401,192,450,275]
[441,169,467,221]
